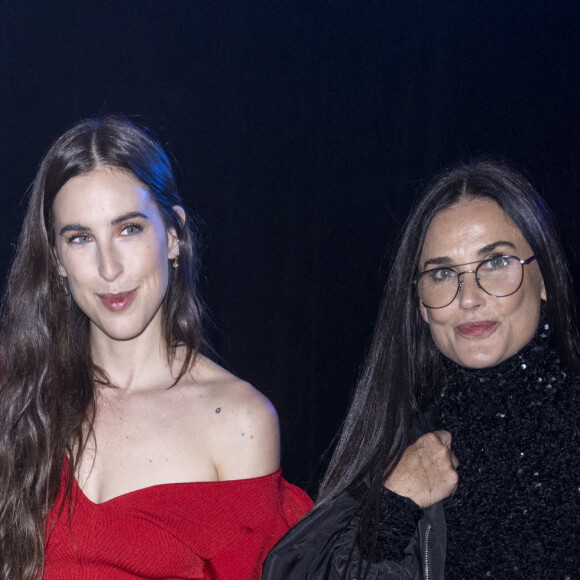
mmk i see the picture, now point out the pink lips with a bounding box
[456,320,498,337]
[98,290,137,312]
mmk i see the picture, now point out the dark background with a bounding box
[1,1,579,493]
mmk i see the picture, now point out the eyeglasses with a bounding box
[413,255,537,309]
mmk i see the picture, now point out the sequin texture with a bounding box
[439,323,580,578]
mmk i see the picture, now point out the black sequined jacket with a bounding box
[263,323,579,579]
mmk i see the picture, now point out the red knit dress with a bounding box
[43,466,312,579]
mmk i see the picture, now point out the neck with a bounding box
[90,314,178,392]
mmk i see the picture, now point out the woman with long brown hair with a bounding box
[0,116,311,579]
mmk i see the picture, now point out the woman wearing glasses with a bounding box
[263,160,580,578]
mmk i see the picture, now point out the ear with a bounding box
[540,276,547,302]
[52,248,67,278]
[167,205,186,260]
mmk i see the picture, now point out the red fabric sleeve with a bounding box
[200,471,313,579]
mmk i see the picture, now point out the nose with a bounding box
[97,242,123,282]
[456,270,484,309]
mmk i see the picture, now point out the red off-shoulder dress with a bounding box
[43,466,312,579]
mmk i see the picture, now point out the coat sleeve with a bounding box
[262,487,426,579]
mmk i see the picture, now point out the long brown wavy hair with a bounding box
[0,116,205,578]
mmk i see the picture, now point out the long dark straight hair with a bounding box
[0,116,205,579]
[316,159,580,575]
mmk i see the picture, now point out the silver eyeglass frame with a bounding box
[412,255,537,309]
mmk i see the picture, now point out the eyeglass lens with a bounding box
[417,256,524,308]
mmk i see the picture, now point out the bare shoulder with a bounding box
[188,356,281,480]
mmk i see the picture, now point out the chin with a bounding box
[94,321,150,342]
[450,348,509,369]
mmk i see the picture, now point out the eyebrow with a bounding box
[422,240,517,269]
[59,212,149,236]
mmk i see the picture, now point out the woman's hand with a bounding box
[384,430,458,508]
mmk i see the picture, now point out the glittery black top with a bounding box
[439,323,580,579]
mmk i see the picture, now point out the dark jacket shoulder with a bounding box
[263,484,445,579]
